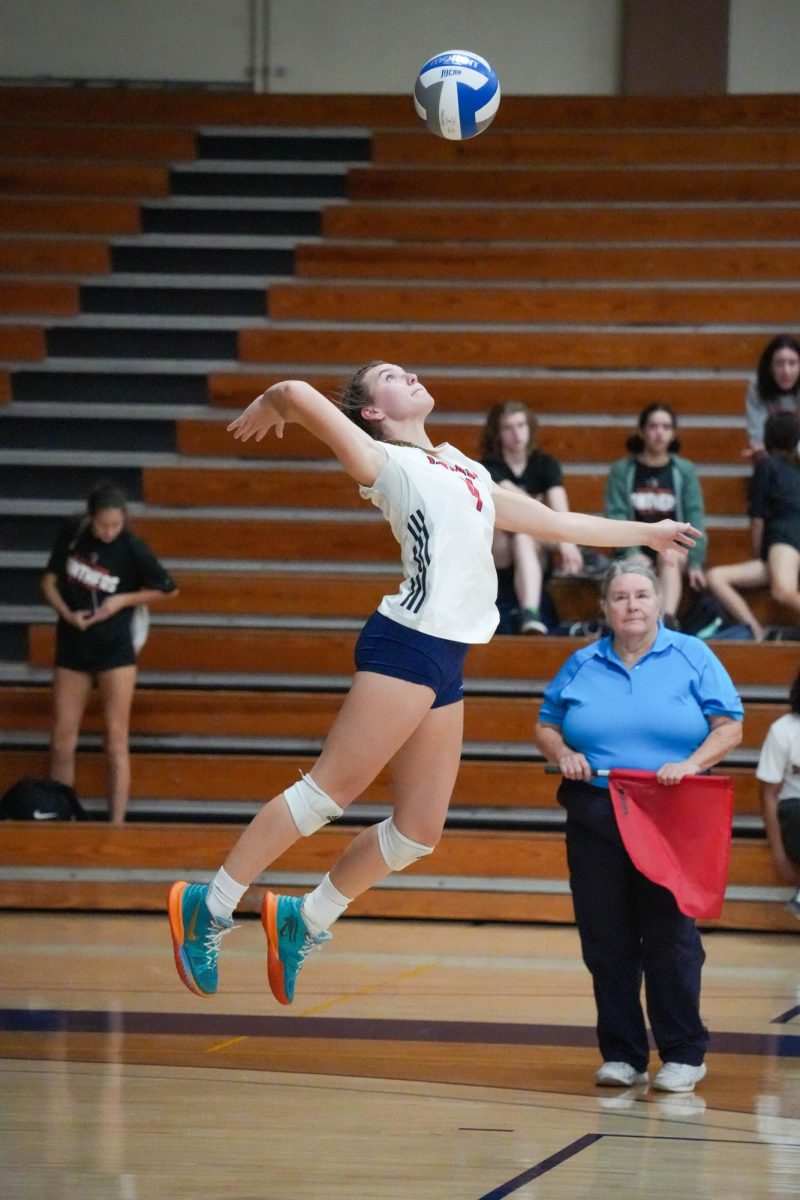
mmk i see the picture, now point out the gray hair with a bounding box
[599,559,662,604]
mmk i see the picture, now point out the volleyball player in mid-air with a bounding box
[168,363,700,1005]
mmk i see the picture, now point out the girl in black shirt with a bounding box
[41,482,178,824]
[481,401,583,633]
[706,412,800,641]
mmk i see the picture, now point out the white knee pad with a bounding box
[283,772,343,836]
[377,817,435,872]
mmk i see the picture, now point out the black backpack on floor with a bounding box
[0,778,86,821]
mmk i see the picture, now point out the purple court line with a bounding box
[1,1010,799,1058]
[476,1133,602,1200]
[477,1128,800,1199]
[772,1004,800,1025]
[606,1133,800,1146]
[2,1010,800,1058]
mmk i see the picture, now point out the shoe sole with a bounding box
[167,881,211,998]
[596,1074,648,1087]
[261,891,291,1006]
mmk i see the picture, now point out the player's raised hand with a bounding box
[646,519,701,560]
[227,390,285,443]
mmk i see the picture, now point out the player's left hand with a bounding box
[646,520,701,559]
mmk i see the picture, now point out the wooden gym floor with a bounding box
[1,911,799,1199]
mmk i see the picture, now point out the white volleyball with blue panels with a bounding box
[414,50,500,140]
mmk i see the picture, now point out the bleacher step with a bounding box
[0,727,764,768]
[0,822,794,929]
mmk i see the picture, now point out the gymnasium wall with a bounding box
[0,0,797,95]
[727,0,800,94]
[0,0,254,86]
[267,0,621,95]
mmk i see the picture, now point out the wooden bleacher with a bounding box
[0,86,798,932]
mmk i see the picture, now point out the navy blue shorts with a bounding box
[354,610,469,709]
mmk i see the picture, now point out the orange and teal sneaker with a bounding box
[168,881,233,997]
[261,891,332,1005]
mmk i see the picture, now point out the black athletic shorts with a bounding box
[55,621,136,675]
[778,796,800,862]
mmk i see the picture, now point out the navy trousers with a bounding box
[559,779,709,1071]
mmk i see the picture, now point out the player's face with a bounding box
[641,410,674,455]
[770,348,800,392]
[91,507,126,543]
[603,574,661,638]
[363,363,433,419]
[498,412,530,455]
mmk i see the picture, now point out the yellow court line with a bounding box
[296,963,436,1018]
[204,963,436,1051]
[206,1035,248,1054]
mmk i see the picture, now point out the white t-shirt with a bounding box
[756,712,800,801]
[359,442,498,643]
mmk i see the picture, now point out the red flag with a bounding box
[608,769,734,920]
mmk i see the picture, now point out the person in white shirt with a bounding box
[756,668,800,918]
[167,362,701,1005]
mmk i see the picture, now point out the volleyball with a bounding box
[414,50,500,141]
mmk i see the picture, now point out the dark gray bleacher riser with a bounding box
[0,464,142,502]
[11,372,206,405]
[0,567,43,606]
[0,627,26,661]
[0,414,177,449]
[45,327,238,360]
[196,133,371,161]
[81,286,267,317]
[110,245,294,275]
[140,208,321,236]
[1,514,75,552]
[170,169,347,198]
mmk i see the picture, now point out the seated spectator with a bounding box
[744,334,800,459]
[604,404,707,627]
[756,667,800,919]
[480,401,583,634]
[706,412,800,642]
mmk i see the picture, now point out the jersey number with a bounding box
[463,476,483,512]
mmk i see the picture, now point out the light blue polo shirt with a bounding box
[538,624,744,788]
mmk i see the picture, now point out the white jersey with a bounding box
[756,712,800,802]
[359,442,498,643]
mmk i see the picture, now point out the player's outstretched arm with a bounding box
[492,485,700,559]
[227,381,386,485]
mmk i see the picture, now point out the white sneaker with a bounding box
[595,1061,649,1087]
[652,1062,707,1093]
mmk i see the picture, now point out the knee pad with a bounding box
[377,817,435,872]
[283,772,343,836]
